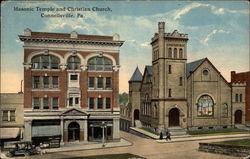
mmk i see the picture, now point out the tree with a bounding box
[119,92,128,106]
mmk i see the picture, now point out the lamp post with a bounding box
[101,121,107,147]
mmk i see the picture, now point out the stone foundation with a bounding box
[198,142,250,157]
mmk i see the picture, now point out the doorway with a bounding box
[68,122,80,141]
[169,108,180,127]
[235,110,242,124]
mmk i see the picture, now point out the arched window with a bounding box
[67,56,80,70]
[88,56,112,71]
[203,69,209,76]
[179,48,183,59]
[174,48,177,59]
[168,48,172,58]
[32,55,59,69]
[197,95,214,117]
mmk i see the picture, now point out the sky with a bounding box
[1,1,249,93]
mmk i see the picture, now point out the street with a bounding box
[19,131,246,159]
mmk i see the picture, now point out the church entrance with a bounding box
[235,110,242,124]
[169,108,180,127]
[68,122,80,141]
[134,109,140,120]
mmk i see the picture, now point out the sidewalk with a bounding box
[130,127,250,143]
[45,138,132,154]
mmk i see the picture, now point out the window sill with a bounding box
[31,69,61,71]
[87,89,113,92]
[32,88,60,91]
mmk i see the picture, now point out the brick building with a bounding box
[231,71,250,125]
[19,29,124,146]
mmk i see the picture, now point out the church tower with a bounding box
[151,22,188,133]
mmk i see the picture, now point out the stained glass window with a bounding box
[197,95,214,117]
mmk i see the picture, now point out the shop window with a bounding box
[88,56,112,71]
[197,95,214,117]
[67,56,80,70]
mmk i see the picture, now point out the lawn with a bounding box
[213,139,250,147]
[64,153,145,159]
[188,129,249,136]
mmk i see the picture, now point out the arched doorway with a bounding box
[169,108,180,127]
[134,109,140,120]
[68,122,80,141]
[235,110,242,124]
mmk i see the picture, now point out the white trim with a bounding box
[84,53,117,66]
[26,50,64,65]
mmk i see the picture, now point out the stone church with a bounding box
[122,22,246,134]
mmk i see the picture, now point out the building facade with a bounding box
[0,93,24,149]
[19,29,124,146]
[231,71,250,125]
[129,22,246,134]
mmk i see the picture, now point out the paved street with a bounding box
[19,131,247,159]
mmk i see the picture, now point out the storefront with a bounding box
[88,120,113,142]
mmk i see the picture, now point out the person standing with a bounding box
[166,130,171,141]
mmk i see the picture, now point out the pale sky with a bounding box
[1,1,249,93]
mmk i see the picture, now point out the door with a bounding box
[68,122,80,141]
[235,110,242,124]
[169,108,180,127]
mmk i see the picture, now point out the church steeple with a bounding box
[129,67,142,82]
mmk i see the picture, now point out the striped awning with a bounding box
[0,128,20,139]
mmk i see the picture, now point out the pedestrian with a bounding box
[166,130,171,141]
[159,132,163,140]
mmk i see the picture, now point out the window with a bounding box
[106,98,111,109]
[2,111,8,121]
[33,97,40,109]
[174,48,177,58]
[88,57,112,71]
[67,56,80,70]
[106,77,111,89]
[222,104,228,117]
[43,76,49,88]
[168,48,172,58]
[168,88,172,97]
[88,77,94,88]
[31,55,59,69]
[10,110,15,121]
[52,76,59,88]
[97,98,103,109]
[168,65,172,74]
[179,48,183,58]
[43,97,49,109]
[2,110,15,122]
[69,98,73,106]
[75,97,79,105]
[179,77,183,86]
[239,94,243,102]
[33,76,40,88]
[203,70,209,76]
[70,75,78,81]
[235,94,238,102]
[197,95,214,117]
[88,98,94,109]
[52,97,59,109]
[97,77,103,88]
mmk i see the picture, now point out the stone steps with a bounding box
[168,127,187,136]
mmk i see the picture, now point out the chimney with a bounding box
[231,71,236,83]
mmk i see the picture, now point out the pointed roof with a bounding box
[145,65,153,76]
[129,67,142,82]
[186,58,206,77]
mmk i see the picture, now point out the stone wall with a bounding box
[198,142,250,157]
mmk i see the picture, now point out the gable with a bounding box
[61,108,88,116]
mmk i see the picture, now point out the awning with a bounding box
[32,125,61,137]
[0,128,20,139]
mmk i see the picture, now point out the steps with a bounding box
[235,124,250,130]
[134,120,142,128]
[168,127,187,136]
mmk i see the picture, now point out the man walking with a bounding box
[166,129,171,141]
